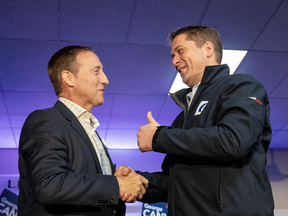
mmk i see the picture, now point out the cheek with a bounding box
[86,78,98,87]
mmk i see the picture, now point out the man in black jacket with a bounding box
[133,26,274,215]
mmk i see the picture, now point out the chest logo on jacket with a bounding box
[194,101,209,116]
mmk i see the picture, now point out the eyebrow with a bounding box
[92,66,102,70]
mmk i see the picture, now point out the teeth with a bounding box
[178,67,185,73]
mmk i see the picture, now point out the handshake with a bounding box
[114,166,149,203]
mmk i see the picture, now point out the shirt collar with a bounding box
[59,97,100,129]
[186,82,200,107]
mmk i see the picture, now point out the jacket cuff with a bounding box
[152,126,165,151]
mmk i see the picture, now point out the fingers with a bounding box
[137,112,159,152]
[119,191,124,198]
[121,166,131,176]
[141,176,149,189]
[139,185,146,199]
[147,111,157,123]
[127,195,136,203]
[120,193,136,203]
[114,166,125,176]
[115,166,135,177]
[116,173,149,203]
[137,193,143,200]
[120,192,135,203]
[135,176,148,200]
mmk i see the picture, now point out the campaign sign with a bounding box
[142,202,168,216]
[0,176,19,196]
[0,189,18,216]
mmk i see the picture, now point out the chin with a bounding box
[99,100,105,106]
[182,79,189,86]
[93,99,104,107]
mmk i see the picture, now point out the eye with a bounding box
[178,49,184,54]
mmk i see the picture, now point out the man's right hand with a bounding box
[115,166,149,203]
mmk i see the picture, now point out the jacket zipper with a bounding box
[218,168,224,212]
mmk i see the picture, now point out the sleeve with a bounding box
[136,155,170,203]
[152,77,271,163]
[19,109,120,207]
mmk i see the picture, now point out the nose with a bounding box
[172,55,179,67]
[101,71,109,85]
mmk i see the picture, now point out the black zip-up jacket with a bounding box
[138,64,274,216]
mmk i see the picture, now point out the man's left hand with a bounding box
[137,111,160,152]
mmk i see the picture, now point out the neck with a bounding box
[59,93,92,113]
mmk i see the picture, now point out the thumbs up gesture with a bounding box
[146,111,157,124]
[137,111,160,152]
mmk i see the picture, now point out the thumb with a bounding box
[121,166,131,176]
[147,111,157,123]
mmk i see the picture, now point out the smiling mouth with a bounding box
[178,66,186,74]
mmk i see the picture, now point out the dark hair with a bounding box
[169,26,223,64]
[47,45,92,96]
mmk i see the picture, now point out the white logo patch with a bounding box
[194,101,209,116]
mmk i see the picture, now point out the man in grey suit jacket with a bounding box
[18,46,148,216]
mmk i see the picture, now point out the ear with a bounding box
[204,41,214,58]
[61,70,75,87]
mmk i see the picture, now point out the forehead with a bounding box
[77,50,102,67]
[171,33,196,52]
[171,33,188,45]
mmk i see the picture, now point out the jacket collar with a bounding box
[201,64,230,85]
[170,64,230,107]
